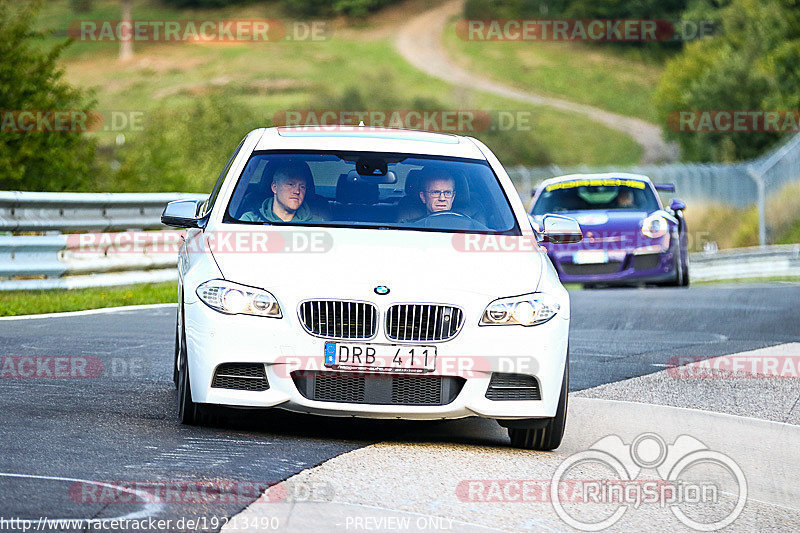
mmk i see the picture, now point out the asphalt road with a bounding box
[1,283,798,531]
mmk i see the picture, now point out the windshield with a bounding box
[224,151,519,234]
[531,179,660,215]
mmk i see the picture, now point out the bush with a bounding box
[69,0,93,13]
[114,92,268,193]
[655,0,800,162]
[0,0,97,191]
[285,0,400,17]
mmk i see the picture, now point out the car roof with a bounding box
[537,172,654,190]
[252,126,487,159]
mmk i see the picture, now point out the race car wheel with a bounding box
[680,255,690,287]
[507,353,569,451]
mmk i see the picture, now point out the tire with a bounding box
[173,306,180,389]
[508,353,569,451]
[177,317,205,425]
[680,256,690,287]
[662,252,684,287]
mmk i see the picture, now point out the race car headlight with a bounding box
[196,280,282,318]
[480,293,560,326]
[641,214,668,238]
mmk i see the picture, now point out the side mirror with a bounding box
[670,198,686,211]
[161,199,204,228]
[540,214,582,244]
[528,214,542,233]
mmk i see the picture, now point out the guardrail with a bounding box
[0,192,204,290]
[0,191,206,232]
[0,191,797,290]
[689,244,800,282]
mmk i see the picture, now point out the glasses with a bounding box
[426,189,455,198]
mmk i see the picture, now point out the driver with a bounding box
[241,162,320,223]
[419,172,456,215]
[616,189,635,208]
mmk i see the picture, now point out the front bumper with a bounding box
[546,233,678,284]
[183,298,569,421]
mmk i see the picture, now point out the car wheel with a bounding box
[173,305,180,389]
[177,317,205,425]
[507,353,569,451]
[662,253,684,287]
[680,256,690,287]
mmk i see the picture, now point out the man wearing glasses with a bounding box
[418,172,457,215]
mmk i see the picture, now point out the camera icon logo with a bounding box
[550,432,747,531]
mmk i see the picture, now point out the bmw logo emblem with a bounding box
[374,285,390,295]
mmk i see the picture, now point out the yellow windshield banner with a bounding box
[545,179,647,192]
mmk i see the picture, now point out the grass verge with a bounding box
[0,282,177,317]
[443,20,664,123]
[693,276,800,286]
[37,0,642,169]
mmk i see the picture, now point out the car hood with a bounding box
[208,226,544,302]
[557,210,650,231]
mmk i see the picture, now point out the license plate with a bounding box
[573,250,609,264]
[324,342,436,373]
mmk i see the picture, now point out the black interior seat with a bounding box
[395,169,427,223]
[331,172,395,223]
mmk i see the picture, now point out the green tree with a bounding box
[0,0,97,191]
[114,92,267,192]
[655,0,800,161]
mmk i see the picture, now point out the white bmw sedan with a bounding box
[162,126,581,450]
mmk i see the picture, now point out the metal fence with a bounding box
[508,132,800,246]
[0,191,206,233]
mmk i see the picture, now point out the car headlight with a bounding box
[480,293,560,326]
[641,214,668,238]
[196,280,282,318]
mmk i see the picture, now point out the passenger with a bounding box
[241,162,321,223]
[418,172,456,215]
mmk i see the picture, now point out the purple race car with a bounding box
[530,173,689,287]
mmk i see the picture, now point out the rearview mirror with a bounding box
[540,214,582,244]
[161,199,204,228]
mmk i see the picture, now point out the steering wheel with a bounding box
[417,211,489,231]
[425,211,471,221]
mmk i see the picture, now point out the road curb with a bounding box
[225,397,800,531]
